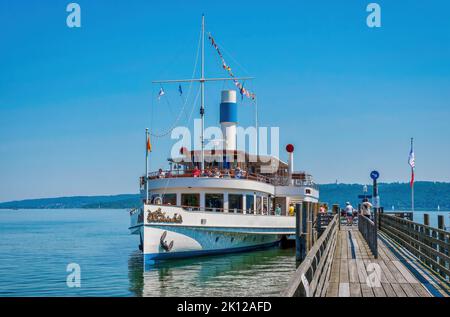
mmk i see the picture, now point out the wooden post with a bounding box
[437,215,444,230]
[332,204,340,230]
[423,213,429,226]
[306,202,312,250]
[437,215,446,277]
[295,203,307,263]
[295,203,301,262]
[312,203,317,245]
[332,204,339,215]
[423,213,430,265]
[373,210,378,259]
[372,178,379,258]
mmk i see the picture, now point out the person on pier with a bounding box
[360,198,373,219]
[345,202,355,225]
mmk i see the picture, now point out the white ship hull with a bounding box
[130,204,296,264]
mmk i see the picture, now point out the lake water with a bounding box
[1,209,448,297]
[0,209,297,297]
[396,211,449,228]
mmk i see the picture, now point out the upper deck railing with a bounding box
[140,169,318,189]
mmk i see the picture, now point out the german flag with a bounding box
[146,135,152,153]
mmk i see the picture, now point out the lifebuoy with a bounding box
[153,196,162,205]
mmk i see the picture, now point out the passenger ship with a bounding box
[129,16,319,264]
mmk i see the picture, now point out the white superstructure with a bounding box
[129,144,319,264]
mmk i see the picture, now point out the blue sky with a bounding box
[1,0,449,201]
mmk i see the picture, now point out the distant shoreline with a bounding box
[1,181,449,210]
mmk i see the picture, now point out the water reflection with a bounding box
[128,247,296,297]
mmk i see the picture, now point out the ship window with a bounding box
[256,196,262,214]
[263,197,268,214]
[162,193,176,206]
[205,193,224,212]
[181,193,200,211]
[246,195,254,213]
[229,194,243,213]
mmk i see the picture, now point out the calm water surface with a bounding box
[0,209,297,297]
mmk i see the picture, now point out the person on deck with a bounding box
[275,204,282,216]
[319,205,326,213]
[213,168,221,178]
[222,169,231,178]
[234,167,243,179]
[204,169,213,177]
[193,166,201,177]
[288,204,295,216]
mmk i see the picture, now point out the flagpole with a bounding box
[255,96,258,157]
[411,137,414,213]
[411,174,414,212]
[145,128,149,204]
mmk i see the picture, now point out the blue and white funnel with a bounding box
[220,90,238,151]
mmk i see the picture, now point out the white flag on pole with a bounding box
[158,88,165,100]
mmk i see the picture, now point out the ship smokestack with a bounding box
[220,90,238,151]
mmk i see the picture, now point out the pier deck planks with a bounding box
[326,226,440,297]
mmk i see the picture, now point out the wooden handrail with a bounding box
[281,214,339,297]
[379,213,450,280]
[358,214,378,258]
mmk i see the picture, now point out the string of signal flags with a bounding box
[156,33,257,102]
[208,32,256,101]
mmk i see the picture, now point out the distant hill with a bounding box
[0,182,448,210]
[0,194,141,210]
[319,181,450,211]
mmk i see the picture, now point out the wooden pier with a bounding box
[282,209,450,297]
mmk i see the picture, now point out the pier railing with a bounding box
[316,213,335,237]
[383,211,414,221]
[281,214,339,297]
[358,214,378,258]
[379,213,450,281]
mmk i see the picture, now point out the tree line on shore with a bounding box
[0,182,449,211]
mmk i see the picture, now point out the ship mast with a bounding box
[200,14,205,171]
[152,15,253,171]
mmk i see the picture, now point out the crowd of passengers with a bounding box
[157,166,248,179]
